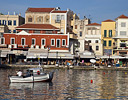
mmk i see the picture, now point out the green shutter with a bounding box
[109,40,111,46]
[104,40,106,46]
[104,30,107,37]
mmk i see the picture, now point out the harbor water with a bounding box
[0,68,128,100]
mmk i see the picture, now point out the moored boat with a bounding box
[9,68,54,83]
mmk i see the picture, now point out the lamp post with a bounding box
[56,51,58,64]
[47,47,50,65]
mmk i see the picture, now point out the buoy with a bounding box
[37,71,40,75]
[91,80,93,83]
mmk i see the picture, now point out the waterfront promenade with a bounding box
[3,64,128,71]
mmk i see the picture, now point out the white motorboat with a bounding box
[9,68,54,83]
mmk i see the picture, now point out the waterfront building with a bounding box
[113,15,128,56]
[0,7,77,64]
[72,15,90,53]
[85,23,103,57]
[25,7,77,54]
[101,19,116,56]
[0,13,25,33]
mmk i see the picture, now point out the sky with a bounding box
[0,0,128,23]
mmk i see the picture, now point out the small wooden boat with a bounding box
[9,68,54,83]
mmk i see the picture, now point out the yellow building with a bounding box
[101,19,115,56]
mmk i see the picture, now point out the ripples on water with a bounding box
[0,68,128,100]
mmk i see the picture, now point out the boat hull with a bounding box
[9,73,53,83]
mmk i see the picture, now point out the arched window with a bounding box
[37,16,43,22]
[28,17,32,22]
[45,15,49,22]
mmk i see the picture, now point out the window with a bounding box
[109,40,111,46]
[51,39,55,46]
[1,37,5,44]
[34,30,40,33]
[104,40,106,46]
[88,40,91,43]
[96,46,99,51]
[89,46,92,51]
[11,38,15,44]
[56,15,61,23]
[120,43,126,47]
[121,22,126,27]
[80,31,82,37]
[45,15,49,22]
[75,25,77,29]
[0,20,1,25]
[2,20,6,25]
[8,20,12,25]
[13,30,16,33]
[9,30,11,33]
[13,20,16,26]
[80,25,83,29]
[28,17,32,22]
[62,39,66,46]
[41,39,45,45]
[104,30,107,37]
[37,16,43,22]
[120,31,126,36]
[109,30,112,37]
[32,38,35,45]
[95,40,98,43]
[21,38,25,45]
[46,31,52,34]
[61,15,65,20]
[56,39,60,47]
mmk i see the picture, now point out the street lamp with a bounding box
[56,51,58,64]
[47,47,50,65]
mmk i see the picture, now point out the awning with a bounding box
[110,55,125,59]
[79,50,95,59]
[0,49,11,57]
[48,52,74,59]
[100,55,110,59]
[27,54,47,59]
[80,55,95,58]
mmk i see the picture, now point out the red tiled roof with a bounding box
[51,10,67,13]
[117,14,128,19]
[102,19,115,22]
[16,24,59,30]
[86,23,101,26]
[26,8,55,13]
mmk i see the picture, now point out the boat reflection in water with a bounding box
[9,82,53,90]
